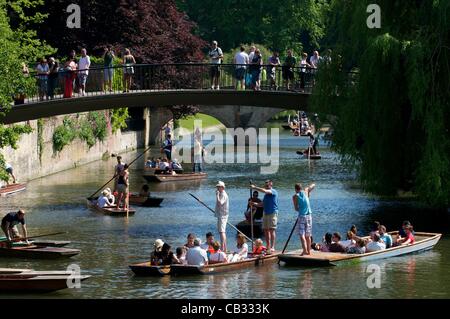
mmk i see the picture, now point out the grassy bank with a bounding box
[176,114,223,131]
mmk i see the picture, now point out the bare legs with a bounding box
[264,228,276,252]
[220,232,227,252]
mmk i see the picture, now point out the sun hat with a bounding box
[216,181,225,188]
[102,189,110,196]
[154,239,164,251]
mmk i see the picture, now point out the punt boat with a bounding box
[296,150,322,160]
[143,172,208,183]
[128,194,164,207]
[278,232,442,267]
[170,252,280,276]
[0,237,71,248]
[0,183,26,196]
[129,262,171,276]
[0,274,90,292]
[86,198,136,216]
[0,245,81,259]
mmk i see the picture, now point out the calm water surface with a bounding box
[1,126,449,299]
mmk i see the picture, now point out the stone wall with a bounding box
[1,113,145,183]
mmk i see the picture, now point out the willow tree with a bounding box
[312,0,450,207]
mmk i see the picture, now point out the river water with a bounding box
[1,125,449,299]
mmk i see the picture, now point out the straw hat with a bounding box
[216,181,225,188]
[154,239,164,251]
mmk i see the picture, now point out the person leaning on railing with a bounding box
[122,48,136,93]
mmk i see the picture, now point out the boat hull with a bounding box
[0,275,90,292]
[129,262,171,276]
[278,232,442,266]
[0,246,80,259]
[86,199,136,216]
[144,173,208,183]
[235,220,263,238]
[296,150,321,160]
[0,183,27,196]
[128,195,164,207]
[170,252,280,275]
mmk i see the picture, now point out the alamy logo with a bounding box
[66,4,81,29]
[66,264,82,289]
[366,264,381,289]
[366,4,381,29]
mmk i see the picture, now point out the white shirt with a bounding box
[186,246,208,266]
[215,191,229,217]
[159,162,169,170]
[97,196,109,208]
[200,243,211,250]
[209,47,223,64]
[209,251,227,263]
[233,243,248,259]
[5,163,12,170]
[340,239,356,249]
[310,55,320,68]
[248,51,255,63]
[366,241,386,252]
[78,56,91,75]
[234,51,249,68]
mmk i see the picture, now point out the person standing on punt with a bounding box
[215,181,229,252]
[251,180,279,253]
[116,164,130,211]
[293,183,316,256]
[114,156,125,192]
[1,210,29,244]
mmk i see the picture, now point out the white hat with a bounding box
[154,239,164,251]
[102,189,110,196]
[216,181,225,188]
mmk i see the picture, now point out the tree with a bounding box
[32,0,207,63]
[176,0,328,54]
[311,0,450,207]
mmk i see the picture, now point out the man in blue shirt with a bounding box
[293,183,316,256]
[1,210,29,244]
[250,180,279,253]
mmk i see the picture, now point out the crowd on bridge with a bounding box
[22,40,332,103]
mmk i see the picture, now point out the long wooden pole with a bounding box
[189,193,254,244]
[87,146,152,199]
[249,180,254,252]
[278,217,299,265]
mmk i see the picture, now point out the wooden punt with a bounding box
[170,252,280,276]
[0,275,90,292]
[296,150,321,160]
[32,240,71,247]
[128,194,164,207]
[0,245,80,259]
[278,232,442,267]
[144,172,208,183]
[86,198,136,216]
[129,262,171,276]
[0,183,27,196]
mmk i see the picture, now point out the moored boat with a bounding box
[278,232,442,267]
[86,198,136,216]
[128,194,164,207]
[129,262,171,276]
[144,172,208,183]
[0,274,90,292]
[0,237,71,248]
[170,252,280,276]
[0,245,81,259]
[0,183,26,196]
[235,219,263,238]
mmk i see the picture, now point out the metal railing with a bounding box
[15,63,324,105]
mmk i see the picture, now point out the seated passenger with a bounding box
[398,220,414,238]
[396,225,415,246]
[145,158,156,168]
[150,239,165,265]
[329,232,346,253]
[319,232,333,252]
[200,232,215,257]
[104,188,115,205]
[245,191,263,221]
[158,158,170,172]
[159,243,176,265]
[350,224,358,236]
[186,238,208,266]
[228,233,248,262]
[366,232,386,252]
[379,225,393,248]
[340,231,356,249]
[184,233,196,249]
[139,184,151,198]
[171,159,183,171]
[252,238,267,255]
[370,221,381,237]
[172,247,187,265]
[347,238,367,254]
[209,241,228,264]
[97,190,110,208]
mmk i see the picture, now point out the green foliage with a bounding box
[53,112,108,152]
[52,117,76,153]
[177,0,328,53]
[110,108,129,133]
[223,44,273,64]
[311,0,450,207]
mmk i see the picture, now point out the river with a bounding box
[1,125,449,299]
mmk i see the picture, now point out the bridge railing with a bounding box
[16,63,320,104]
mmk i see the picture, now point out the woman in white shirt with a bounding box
[228,234,248,262]
[209,241,228,264]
